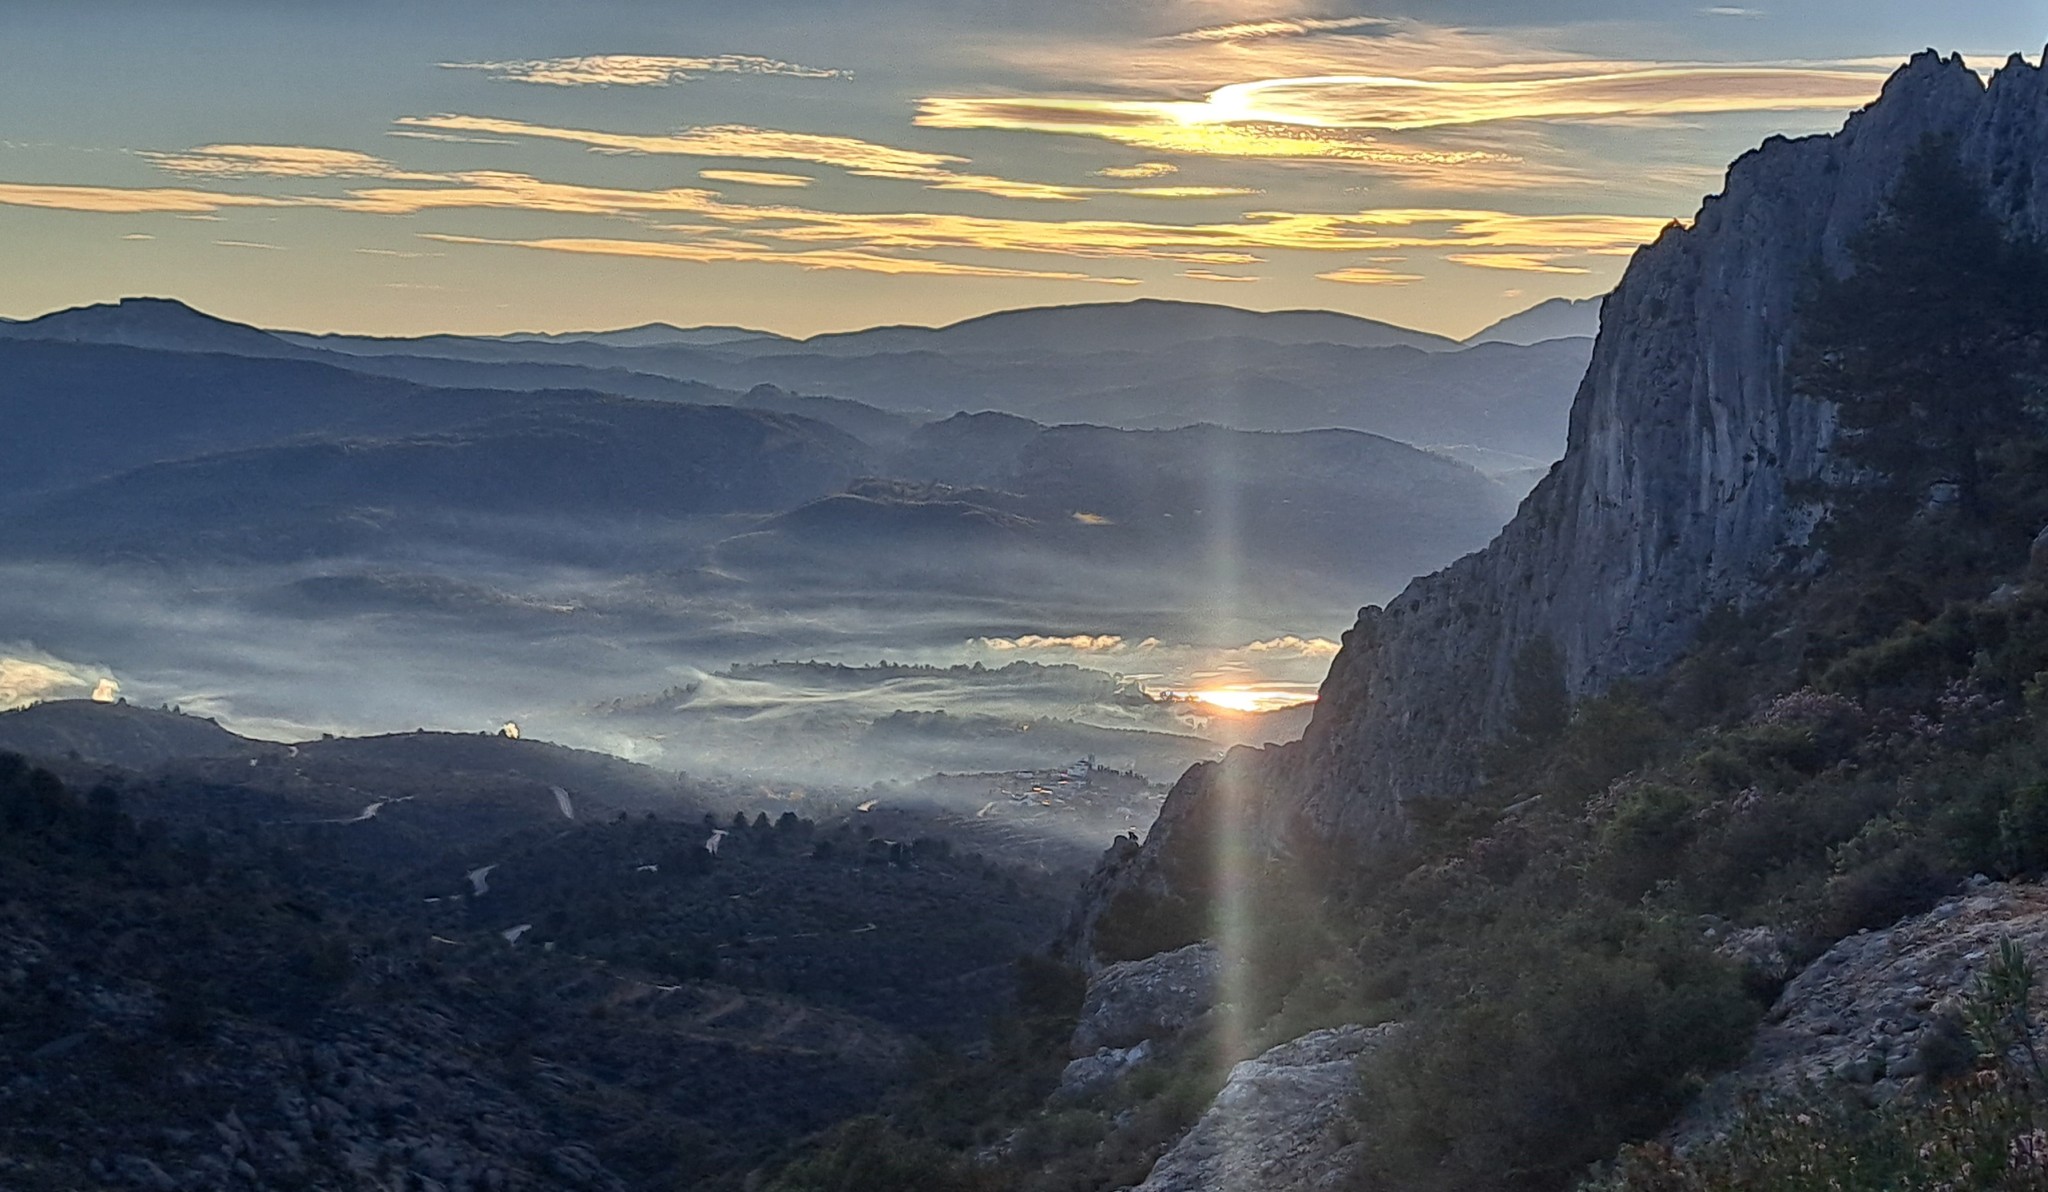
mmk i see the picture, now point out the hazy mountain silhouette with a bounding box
[1464,295,1604,345]
[732,298,1460,357]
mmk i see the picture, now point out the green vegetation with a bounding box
[1588,941,2048,1191]
[794,138,2048,1192]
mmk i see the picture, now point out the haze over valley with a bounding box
[10,7,2046,1190]
[0,294,1572,790]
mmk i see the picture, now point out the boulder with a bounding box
[1071,941,1221,1054]
[1136,1023,1399,1192]
[1053,1039,1153,1104]
[1677,881,2048,1143]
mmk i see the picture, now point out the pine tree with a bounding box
[1794,137,2046,519]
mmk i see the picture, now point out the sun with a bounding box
[1191,687,1317,714]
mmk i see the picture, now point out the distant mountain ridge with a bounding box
[4,294,1592,456]
[1463,295,1604,345]
[738,297,1461,356]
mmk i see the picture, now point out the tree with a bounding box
[1508,635,1570,743]
[1794,136,2047,519]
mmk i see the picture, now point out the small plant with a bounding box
[1962,937,2048,1091]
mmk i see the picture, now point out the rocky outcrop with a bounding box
[1090,51,2048,910]
[1054,1039,1154,1104]
[1135,1023,1400,1192]
[1070,941,1221,1054]
[1678,880,2048,1142]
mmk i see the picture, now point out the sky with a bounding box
[0,1,2040,339]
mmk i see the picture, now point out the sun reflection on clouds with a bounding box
[1186,685,1318,713]
[916,65,1887,165]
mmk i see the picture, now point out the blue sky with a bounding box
[1,1,2040,337]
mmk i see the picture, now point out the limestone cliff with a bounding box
[1076,52,2048,945]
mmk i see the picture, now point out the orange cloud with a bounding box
[1318,265,1423,285]
[419,233,1138,283]
[1182,269,1259,283]
[0,181,298,214]
[393,114,1255,201]
[1445,251,1591,274]
[700,169,815,188]
[1171,16,1394,43]
[918,65,1884,166]
[143,144,397,179]
[1096,162,1178,179]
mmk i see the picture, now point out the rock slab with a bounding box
[1070,941,1221,1055]
[1136,1023,1399,1192]
[1678,880,2048,1142]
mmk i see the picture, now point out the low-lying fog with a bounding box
[0,551,1340,789]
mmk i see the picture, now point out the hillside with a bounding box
[728,48,2048,1192]
[0,713,1081,1190]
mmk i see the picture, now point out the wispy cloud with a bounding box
[1317,265,1424,285]
[916,65,1886,168]
[121,233,154,240]
[1242,635,1342,657]
[1170,16,1393,43]
[443,54,848,87]
[394,114,1256,201]
[143,143,397,178]
[354,247,443,258]
[398,114,963,176]
[975,634,1137,652]
[1182,269,1258,282]
[420,233,1137,283]
[386,129,514,146]
[0,164,1672,279]
[1445,251,1591,274]
[0,181,297,214]
[700,168,815,188]
[214,239,284,250]
[1096,162,1178,179]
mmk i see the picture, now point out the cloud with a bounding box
[1182,269,1257,283]
[354,247,443,258]
[214,240,284,250]
[1170,16,1394,43]
[917,65,1885,169]
[394,114,1255,201]
[420,233,1139,283]
[1096,162,1177,179]
[121,233,154,240]
[1241,635,1341,657]
[0,181,299,214]
[386,129,515,145]
[700,168,815,188]
[143,143,397,178]
[1702,7,1764,15]
[399,114,965,177]
[1318,265,1422,285]
[0,159,1672,283]
[443,54,847,87]
[1445,251,1592,274]
[918,96,1518,170]
[0,647,112,711]
[974,634,1134,652]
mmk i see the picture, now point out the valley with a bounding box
[7,14,2048,1192]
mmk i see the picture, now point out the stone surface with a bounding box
[1071,941,1221,1054]
[1053,1039,1154,1104]
[1135,1023,1399,1192]
[1677,881,2048,1142]
[1082,52,2048,914]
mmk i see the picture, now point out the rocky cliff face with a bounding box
[1096,53,2048,906]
